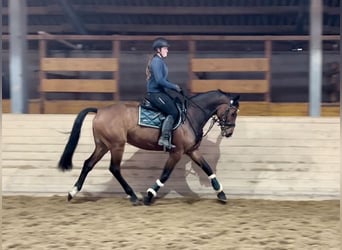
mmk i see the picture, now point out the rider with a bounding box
[145,37,182,150]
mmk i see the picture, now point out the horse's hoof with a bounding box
[143,190,156,205]
[143,196,152,206]
[67,193,73,202]
[130,196,142,206]
[143,193,156,206]
[217,191,227,204]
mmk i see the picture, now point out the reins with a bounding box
[178,91,208,142]
[203,116,218,137]
[178,91,237,138]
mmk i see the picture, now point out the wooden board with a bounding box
[190,58,270,100]
[43,100,117,114]
[191,58,269,72]
[2,100,340,116]
[41,79,118,93]
[2,115,340,200]
[41,58,118,72]
[2,99,41,113]
[191,79,268,93]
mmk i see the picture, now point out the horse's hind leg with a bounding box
[188,150,227,203]
[68,145,108,201]
[109,145,140,205]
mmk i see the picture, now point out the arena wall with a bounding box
[2,114,340,200]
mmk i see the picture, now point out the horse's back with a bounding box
[92,101,163,150]
[92,102,138,140]
[95,102,139,126]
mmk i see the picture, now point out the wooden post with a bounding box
[309,0,323,116]
[264,40,272,102]
[39,38,47,113]
[113,39,120,101]
[188,40,196,93]
[9,0,28,113]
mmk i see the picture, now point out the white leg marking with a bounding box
[156,179,164,187]
[69,186,78,197]
[147,188,157,197]
[208,174,216,180]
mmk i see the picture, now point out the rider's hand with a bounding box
[175,84,182,93]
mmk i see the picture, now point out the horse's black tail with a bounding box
[58,107,98,171]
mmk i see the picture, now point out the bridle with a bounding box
[177,91,239,138]
[218,103,239,128]
[203,102,239,137]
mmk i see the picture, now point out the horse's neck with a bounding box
[188,95,223,132]
[193,93,226,118]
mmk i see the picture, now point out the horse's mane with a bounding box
[189,89,239,109]
[189,89,231,100]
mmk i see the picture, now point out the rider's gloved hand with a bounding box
[175,84,182,93]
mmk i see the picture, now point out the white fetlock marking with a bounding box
[147,188,157,197]
[208,174,216,180]
[216,183,223,193]
[156,179,164,187]
[69,186,78,197]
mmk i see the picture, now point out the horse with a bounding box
[58,90,240,205]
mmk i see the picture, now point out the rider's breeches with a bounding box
[147,92,178,121]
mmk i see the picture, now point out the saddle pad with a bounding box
[138,106,165,129]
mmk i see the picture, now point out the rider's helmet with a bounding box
[152,37,170,51]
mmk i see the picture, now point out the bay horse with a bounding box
[58,90,240,205]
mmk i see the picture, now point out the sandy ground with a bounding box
[2,196,340,250]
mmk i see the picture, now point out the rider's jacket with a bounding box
[147,55,179,93]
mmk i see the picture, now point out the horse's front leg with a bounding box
[188,150,227,203]
[143,152,181,205]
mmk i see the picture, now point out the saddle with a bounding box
[138,97,186,130]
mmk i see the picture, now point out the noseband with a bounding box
[218,105,238,129]
[203,104,238,137]
[182,93,239,138]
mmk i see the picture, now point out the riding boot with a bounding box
[158,115,176,150]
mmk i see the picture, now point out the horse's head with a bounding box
[216,95,240,138]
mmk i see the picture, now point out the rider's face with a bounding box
[158,47,168,58]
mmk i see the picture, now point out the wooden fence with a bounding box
[190,58,270,101]
[189,39,272,101]
[2,99,340,116]
[2,34,340,114]
[2,114,339,200]
[39,39,120,113]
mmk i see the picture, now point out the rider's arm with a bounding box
[150,58,179,91]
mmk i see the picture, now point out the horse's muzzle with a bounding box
[220,123,235,138]
[221,130,233,138]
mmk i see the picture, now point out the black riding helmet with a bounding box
[152,37,170,51]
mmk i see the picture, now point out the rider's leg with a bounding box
[147,92,178,150]
[158,115,175,149]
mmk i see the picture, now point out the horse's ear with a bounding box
[231,95,240,108]
[233,95,240,101]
